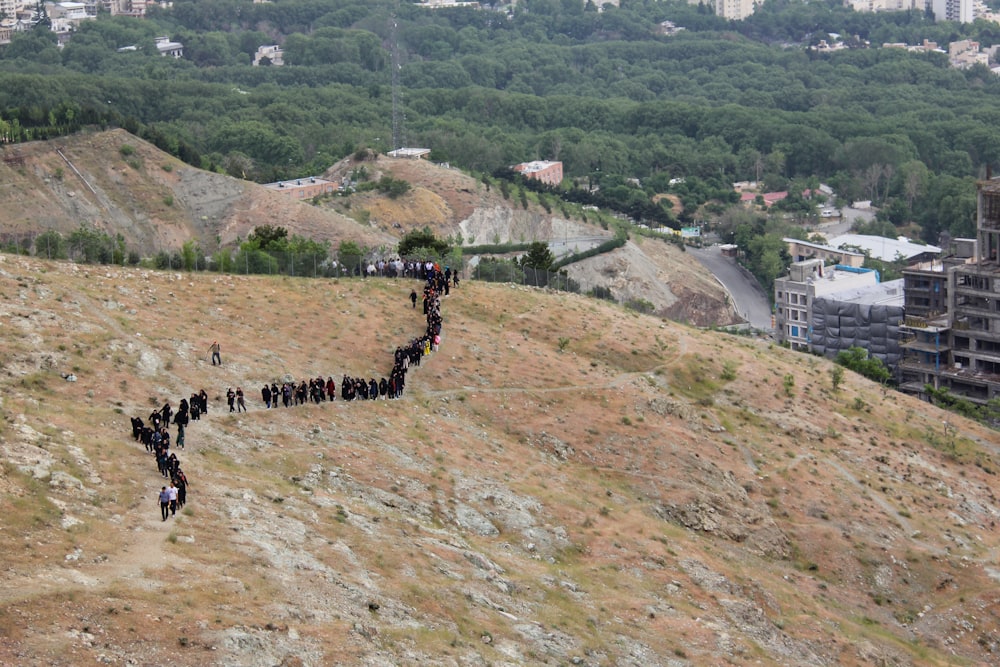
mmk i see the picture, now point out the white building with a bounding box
[931,0,974,23]
[846,0,921,11]
[253,44,284,66]
[155,35,183,58]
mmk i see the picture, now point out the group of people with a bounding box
[132,394,201,521]
[242,263,452,411]
[348,258,464,282]
[226,387,247,412]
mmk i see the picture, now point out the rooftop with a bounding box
[783,237,865,259]
[823,278,905,307]
[515,160,561,173]
[827,234,941,262]
[262,177,336,191]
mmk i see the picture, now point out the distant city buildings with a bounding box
[846,0,921,12]
[687,0,756,21]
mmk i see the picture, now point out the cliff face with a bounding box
[1,254,999,666]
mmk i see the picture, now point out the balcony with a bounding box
[898,357,944,373]
[899,337,950,353]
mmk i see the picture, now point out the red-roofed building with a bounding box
[741,190,788,207]
[740,188,819,209]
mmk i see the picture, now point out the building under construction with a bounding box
[897,178,1000,404]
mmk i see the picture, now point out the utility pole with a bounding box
[390,11,404,152]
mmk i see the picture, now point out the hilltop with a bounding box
[0,131,735,326]
[1,254,998,666]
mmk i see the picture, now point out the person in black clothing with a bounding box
[262,384,271,409]
[410,289,418,308]
[227,387,236,412]
[173,470,188,508]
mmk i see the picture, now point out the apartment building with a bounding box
[774,258,884,352]
[931,0,974,23]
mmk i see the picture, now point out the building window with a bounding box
[791,325,799,337]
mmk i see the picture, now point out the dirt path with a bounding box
[0,481,180,605]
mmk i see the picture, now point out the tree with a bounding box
[519,241,556,270]
[830,365,844,392]
[247,225,288,250]
[398,228,449,258]
[34,230,67,259]
[337,240,364,275]
[835,347,891,385]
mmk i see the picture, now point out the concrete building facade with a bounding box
[897,179,1000,403]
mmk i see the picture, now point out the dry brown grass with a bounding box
[0,255,999,666]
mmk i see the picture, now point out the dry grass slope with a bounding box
[0,254,998,666]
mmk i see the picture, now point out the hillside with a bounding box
[1,254,998,666]
[0,129,395,254]
[0,131,737,326]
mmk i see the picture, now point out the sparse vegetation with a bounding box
[0,253,994,666]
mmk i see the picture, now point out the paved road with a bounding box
[548,235,608,258]
[689,246,774,331]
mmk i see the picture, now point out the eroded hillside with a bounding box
[0,255,998,666]
[0,130,394,253]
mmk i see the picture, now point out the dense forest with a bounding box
[3,0,1000,250]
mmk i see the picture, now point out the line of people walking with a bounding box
[130,263,453,523]
[131,393,201,521]
[247,266,450,411]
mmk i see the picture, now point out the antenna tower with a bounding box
[390,13,405,152]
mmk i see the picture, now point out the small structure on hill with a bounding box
[263,176,338,199]
[387,147,430,159]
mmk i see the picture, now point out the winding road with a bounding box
[690,245,774,331]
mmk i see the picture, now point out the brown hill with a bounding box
[0,129,394,253]
[1,254,998,666]
[1,132,735,326]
